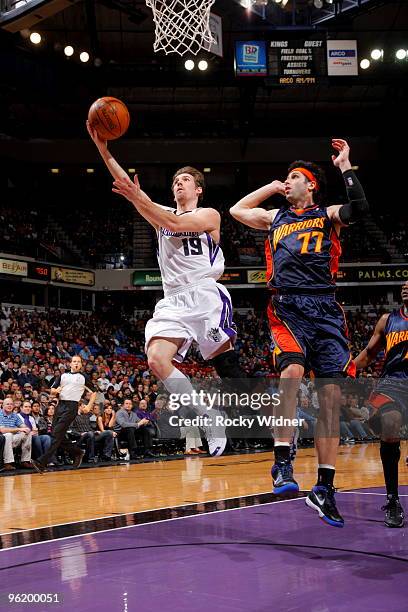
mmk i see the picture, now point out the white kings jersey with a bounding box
[156,208,225,295]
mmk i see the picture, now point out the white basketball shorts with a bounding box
[145,278,237,362]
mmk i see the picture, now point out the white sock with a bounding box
[162,367,208,417]
[274,441,290,447]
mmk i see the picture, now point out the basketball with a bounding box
[88,97,130,140]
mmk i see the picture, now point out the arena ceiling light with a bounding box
[29,32,41,45]
[184,59,195,71]
[50,168,59,174]
[370,49,383,61]
[314,0,323,8]
[64,45,74,57]
[198,59,208,71]
[396,49,407,60]
[80,51,90,63]
[86,168,94,174]
[128,168,136,174]
[360,59,370,70]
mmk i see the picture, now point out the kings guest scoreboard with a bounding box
[268,35,327,85]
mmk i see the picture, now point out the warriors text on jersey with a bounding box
[265,205,341,291]
[156,208,224,295]
[381,308,408,379]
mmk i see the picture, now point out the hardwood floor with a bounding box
[0,441,407,535]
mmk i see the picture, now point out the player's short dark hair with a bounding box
[172,166,205,203]
[287,160,326,205]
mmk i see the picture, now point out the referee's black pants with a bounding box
[38,400,82,467]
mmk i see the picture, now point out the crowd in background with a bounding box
[1,192,407,267]
[0,300,392,472]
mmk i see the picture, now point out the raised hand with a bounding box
[331,138,351,170]
[86,120,107,150]
[270,180,286,196]
[112,174,151,207]
[112,175,140,203]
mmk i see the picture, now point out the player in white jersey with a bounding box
[88,123,247,456]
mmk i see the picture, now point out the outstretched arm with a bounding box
[353,314,388,370]
[87,121,129,182]
[229,181,285,230]
[112,175,220,233]
[87,122,166,229]
[327,139,369,226]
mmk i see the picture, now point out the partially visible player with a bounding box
[231,139,368,527]
[87,122,248,456]
[353,282,408,528]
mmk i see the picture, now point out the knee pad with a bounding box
[275,351,305,373]
[369,400,402,437]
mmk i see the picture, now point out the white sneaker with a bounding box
[202,424,227,457]
[207,436,227,457]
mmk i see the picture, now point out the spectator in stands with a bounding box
[91,404,115,461]
[0,397,32,469]
[17,365,34,388]
[30,401,52,460]
[135,383,145,402]
[97,371,110,394]
[98,404,117,432]
[79,345,92,361]
[344,395,370,441]
[181,425,205,455]
[1,362,14,383]
[70,393,99,463]
[114,398,155,459]
[134,397,157,442]
[296,396,317,439]
[148,383,159,408]
[0,382,10,400]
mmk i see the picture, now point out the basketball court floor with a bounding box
[0,443,407,610]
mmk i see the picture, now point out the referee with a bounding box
[32,355,96,473]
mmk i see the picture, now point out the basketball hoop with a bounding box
[145,0,216,56]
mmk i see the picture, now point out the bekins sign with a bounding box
[0,258,27,277]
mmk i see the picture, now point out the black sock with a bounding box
[317,467,335,488]
[274,444,290,463]
[210,351,252,393]
[380,441,400,498]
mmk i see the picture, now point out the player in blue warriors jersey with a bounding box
[231,139,368,527]
[353,282,408,528]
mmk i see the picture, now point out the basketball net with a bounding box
[145,0,216,56]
